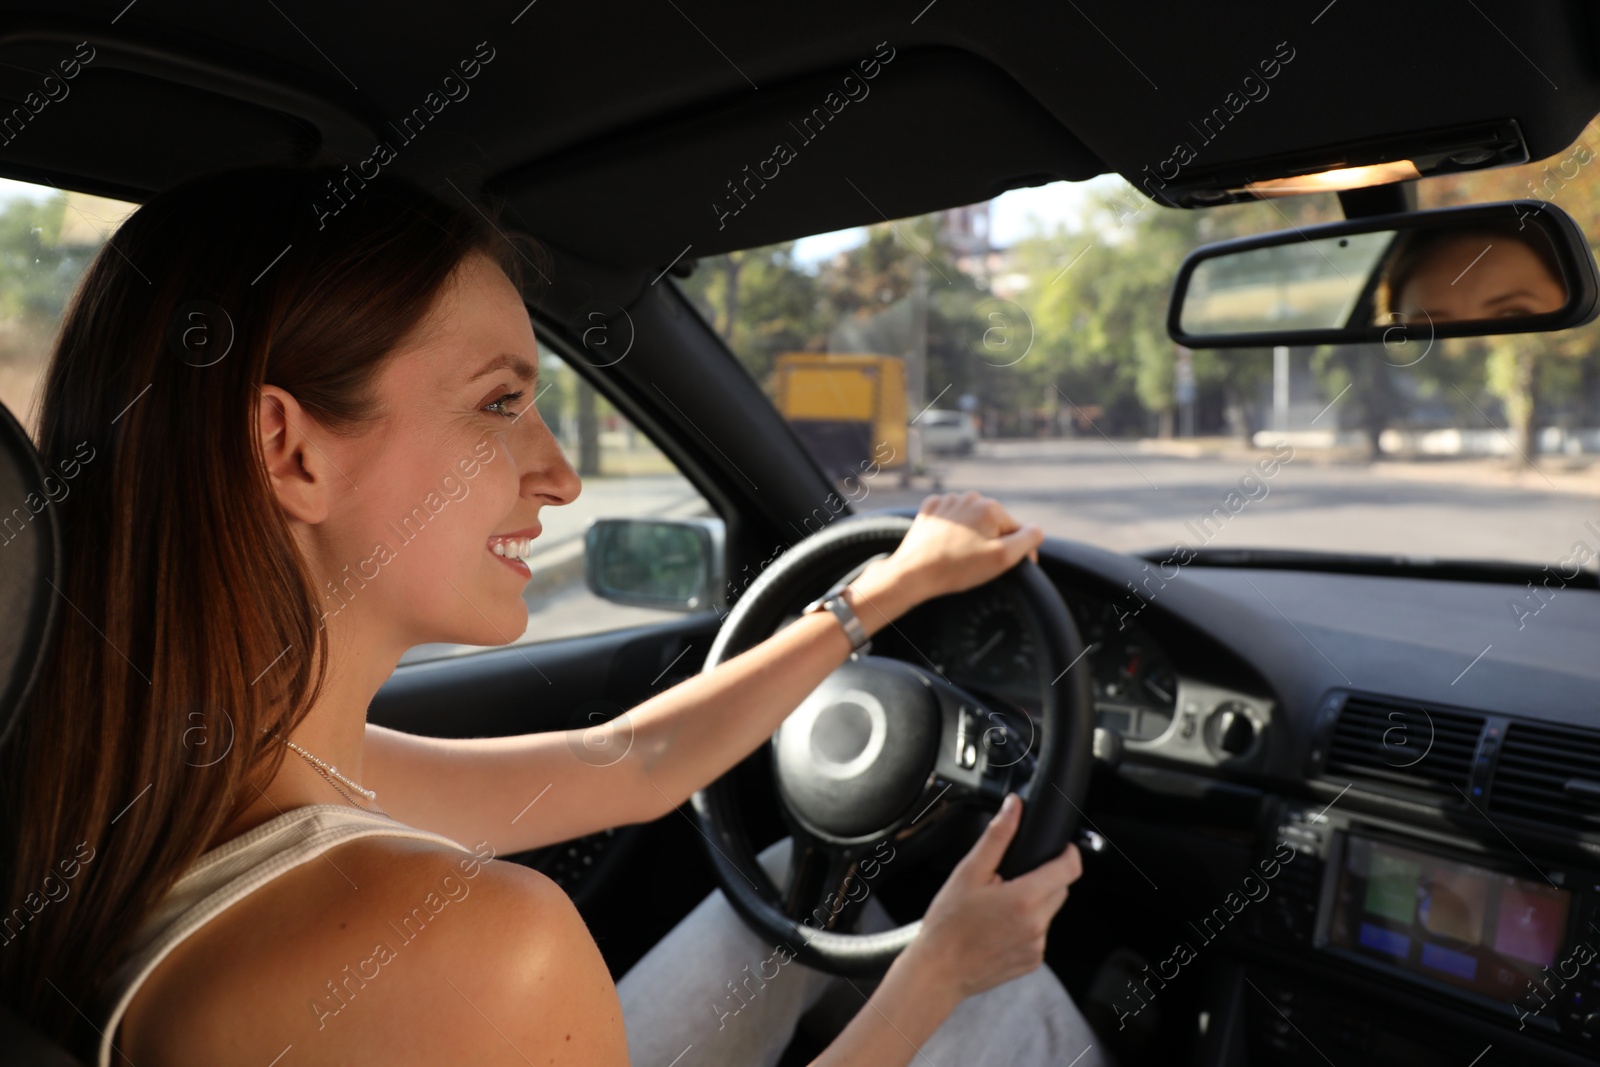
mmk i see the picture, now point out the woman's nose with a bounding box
[527,419,581,506]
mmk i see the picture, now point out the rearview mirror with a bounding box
[584,517,725,612]
[1168,200,1600,349]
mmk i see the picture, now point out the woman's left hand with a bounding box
[857,491,1043,608]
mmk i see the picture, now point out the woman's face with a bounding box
[295,251,581,654]
[1393,233,1567,324]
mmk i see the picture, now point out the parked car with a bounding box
[918,408,978,455]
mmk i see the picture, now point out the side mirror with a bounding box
[584,517,725,612]
[1168,199,1600,349]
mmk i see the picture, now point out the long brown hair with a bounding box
[0,165,542,1055]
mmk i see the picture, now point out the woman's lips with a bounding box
[492,552,531,578]
[487,525,541,578]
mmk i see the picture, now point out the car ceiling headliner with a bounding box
[0,1,1597,271]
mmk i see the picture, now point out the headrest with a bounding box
[0,399,61,750]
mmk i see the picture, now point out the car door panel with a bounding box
[371,610,718,739]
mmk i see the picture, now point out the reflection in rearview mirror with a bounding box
[1169,200,1598,348]
[1383,221,1567,325]
[1179,231,1393,335]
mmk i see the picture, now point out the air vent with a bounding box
[1488,722,1600,832]
[1324,695,1484,795]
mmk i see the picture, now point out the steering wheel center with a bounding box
[774,658,941,841]
[809,691,884,773]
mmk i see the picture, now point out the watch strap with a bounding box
[805,593,871,653]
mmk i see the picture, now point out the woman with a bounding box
[0,166,1100,1066]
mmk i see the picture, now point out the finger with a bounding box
[1011,842,1083,894]
[986,499,1021,535]
[997,524,1044,568]
[1062,840,1084,883]
[955,792,1022,879]
[978,501,1014,539]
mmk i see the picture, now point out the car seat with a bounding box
[0,396,87,1066]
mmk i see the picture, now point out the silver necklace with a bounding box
[277,734,389,817]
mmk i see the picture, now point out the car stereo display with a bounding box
[1325,835,1571,1002]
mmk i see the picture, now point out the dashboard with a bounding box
[866,535,1600,1064]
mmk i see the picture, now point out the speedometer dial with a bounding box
[934,588,1037,693]
[1080,601,1179,741]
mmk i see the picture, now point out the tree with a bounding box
[1013,184,1340,439]
[676,242,822,384]
[1486,333,1542,462]
[1307,344,1400,457]
[574,377,600,476]
[0,195,95,360]
[0,193,105,426]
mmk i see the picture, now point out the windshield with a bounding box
[674,143,1600,571]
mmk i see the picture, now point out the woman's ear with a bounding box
[256,385,333,525]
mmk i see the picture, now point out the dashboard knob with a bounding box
[1215,705,1256,756]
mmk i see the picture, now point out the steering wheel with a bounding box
[690,514,1095,976]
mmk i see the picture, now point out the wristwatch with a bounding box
[802,589,872,654]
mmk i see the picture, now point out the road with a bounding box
[871,439,1600,567]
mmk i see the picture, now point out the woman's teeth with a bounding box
[492,538,534,561]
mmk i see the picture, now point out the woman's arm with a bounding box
[364,561,918,854]
[365,493,1042,855]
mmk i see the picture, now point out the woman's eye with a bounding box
[484,390,525,418]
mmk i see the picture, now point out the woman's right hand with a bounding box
[811,795,1082,1066]
[841,492,1043,636]
[903,793,1083,1002]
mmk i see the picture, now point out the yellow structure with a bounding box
[771,353,907,480]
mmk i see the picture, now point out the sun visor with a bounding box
[493,48,1105,269]
[0,30,375,200]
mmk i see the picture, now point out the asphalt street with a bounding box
[873,439,1600,567]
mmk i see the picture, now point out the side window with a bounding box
[399,344,717,664]
[0,185,135,433]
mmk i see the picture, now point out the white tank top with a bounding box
[94,803,475,1067]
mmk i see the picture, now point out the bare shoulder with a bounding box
[120,836,627,1066]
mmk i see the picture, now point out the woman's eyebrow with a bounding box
[468,352,537,382]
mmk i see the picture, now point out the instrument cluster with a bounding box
[878,585,1179,742]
